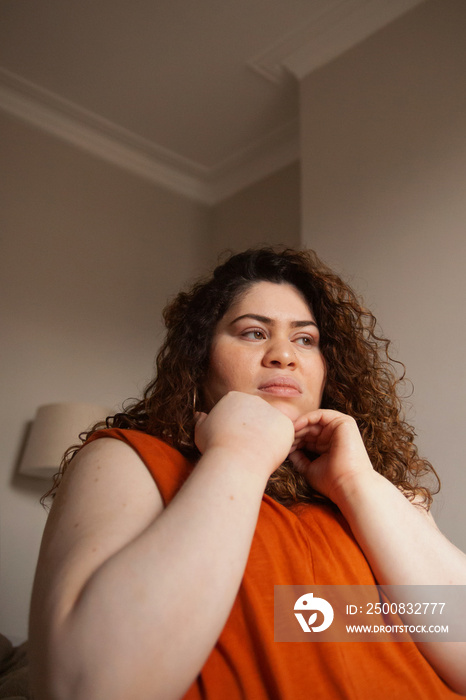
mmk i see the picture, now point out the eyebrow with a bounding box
[230,313,318,329]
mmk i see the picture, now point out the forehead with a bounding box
[224,281,314,321]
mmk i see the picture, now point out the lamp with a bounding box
[19,402,112,478]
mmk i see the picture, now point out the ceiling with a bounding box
[0,0,425,203]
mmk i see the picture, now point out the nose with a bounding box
[262,338,296,368]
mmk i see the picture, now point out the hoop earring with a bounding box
[192,387,198,412]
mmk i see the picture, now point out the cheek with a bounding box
[204,346,256,402]
[203,352,237,403]
[302,355,326,405]
[211,363,251,392]
[314,353,327,389]
[209,347,234,385]
[319,358,327,394]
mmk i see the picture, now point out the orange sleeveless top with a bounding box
[88,428,460,699]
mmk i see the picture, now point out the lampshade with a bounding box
[19,402,112,478]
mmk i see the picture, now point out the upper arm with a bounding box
[408,492,439,529]
[30,438,164,633]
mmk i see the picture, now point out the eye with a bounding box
[242,328,267,340]
[295,335,316,347]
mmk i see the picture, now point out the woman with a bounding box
[30,247,466,699]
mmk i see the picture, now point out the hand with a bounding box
[289,409,374,504]
[195,391,295,480]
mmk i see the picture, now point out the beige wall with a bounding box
[0,112,210,641]
[300,0,466,549]
[209,162,301,265]
[0,112,301,641]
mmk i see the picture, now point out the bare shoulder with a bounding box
[31,438,164,626]
[45,437,164,544]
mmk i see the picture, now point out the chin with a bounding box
[263,398,301,422]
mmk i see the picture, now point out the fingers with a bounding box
[293,408,352,432]
[293,421,323,441]
[194,411,208,426]
[292,410,330,447]
[287,450,309,474]
[291,409,361,455]
[292,410,323,434]
[293,410,359,440]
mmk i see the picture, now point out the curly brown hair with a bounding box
[44,246,439,508]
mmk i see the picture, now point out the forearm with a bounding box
[333,470,466,586]
[333,470,466,694]
[47,448,268,700]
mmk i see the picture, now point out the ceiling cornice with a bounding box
[249,0,426,82]
[1,0,421,202]
[0,68,298,205]
[206,120,299,203]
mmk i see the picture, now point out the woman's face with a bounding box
[203,281,326,421]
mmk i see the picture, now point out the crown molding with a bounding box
[0,68,211,202]
[0,68,298,205]
[207,120,299,203]
[248,0,349,83]
[249,0,426,82]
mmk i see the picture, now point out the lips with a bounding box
[258,376,302,396]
